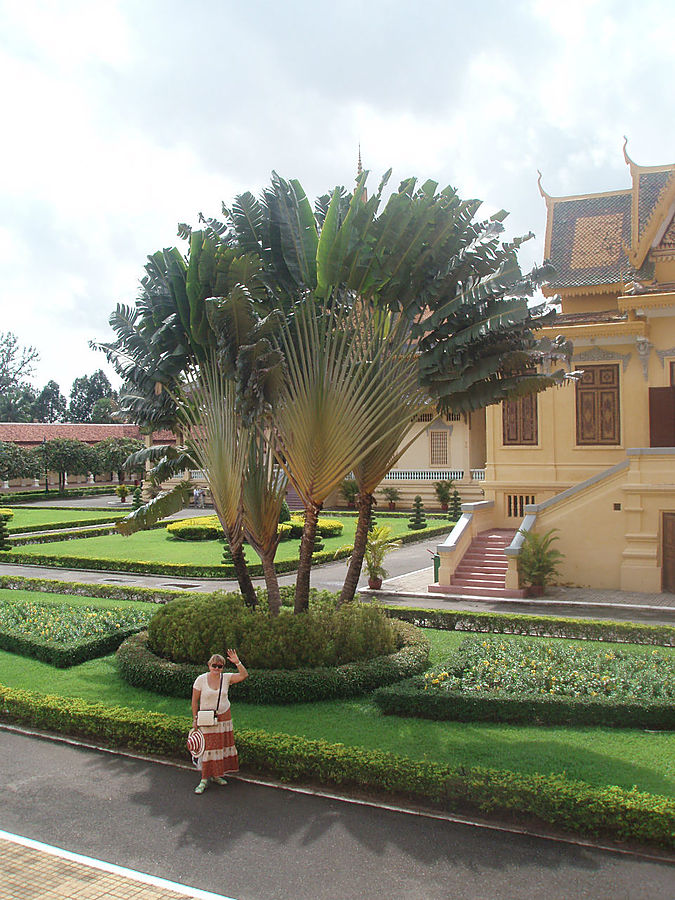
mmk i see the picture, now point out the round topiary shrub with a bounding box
[166,516,224,541]
[146,592,397,669]
[117,618,429,703]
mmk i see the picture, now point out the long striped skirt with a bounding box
[199,709,239,778]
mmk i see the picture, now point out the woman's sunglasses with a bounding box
[210,663,223,669]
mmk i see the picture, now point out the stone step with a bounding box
[429,583,527,599]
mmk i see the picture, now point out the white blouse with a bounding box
[193,672,233,714]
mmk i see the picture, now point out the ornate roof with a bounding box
[540,145,675,293]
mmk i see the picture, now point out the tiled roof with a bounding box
[547,192,634,290]
[638,170,672,238]
[0,423,176,447]
[553,310,629,326]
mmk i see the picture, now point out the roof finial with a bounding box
[623,135,635,167]
[357,144,363,179]
[537,170,550,200]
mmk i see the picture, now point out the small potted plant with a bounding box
[380,486,400,511]
[517,527,564,596]
[340,477,359,509]
[434,479,453,511]
[116,484,129,503]
[363,525,402,590]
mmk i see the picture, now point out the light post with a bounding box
[42,437,48,493]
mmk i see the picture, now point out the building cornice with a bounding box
[618,291,675,314]
[540,320,647,342]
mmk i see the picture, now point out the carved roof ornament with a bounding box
[622,135,635,169]
[537,170,551,201]
[573,347,632,373]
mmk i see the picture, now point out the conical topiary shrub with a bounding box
[0,514,11,551]
[132,485,143,510]
[222,542,233,565]
[408,495,426,530]
[449,489,462,522]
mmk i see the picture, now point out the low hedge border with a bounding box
[10,525,120,546]
[384,606,675,647]
[0,486,115,504]
[0,574,194,605]
[373,678,675,729]
[0,626,146,668]
[116,622,430,703]
[0,685,672,849]
[8,515,127,535]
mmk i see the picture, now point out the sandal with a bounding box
[212,776,228,786]
[194,780,208,794]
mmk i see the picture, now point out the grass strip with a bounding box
[0,684,672,849]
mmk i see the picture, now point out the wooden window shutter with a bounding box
[576,365,620,445]
[502,394,538,445]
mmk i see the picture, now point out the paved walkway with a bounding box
[0,833,230,900]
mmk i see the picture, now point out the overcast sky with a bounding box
[1,0,674,398]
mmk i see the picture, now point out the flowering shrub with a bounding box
[0,598,151,643]
[425,636,675,701]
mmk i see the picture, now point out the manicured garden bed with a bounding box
[0,590,153,666]
[4,508,128,534]
[1,513,451,577]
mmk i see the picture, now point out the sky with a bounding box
[1,0,674,398]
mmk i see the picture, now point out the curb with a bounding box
[2,722,673,865]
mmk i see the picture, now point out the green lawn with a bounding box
[5,508,127,533]
[0,623,673,799]
[10,514,449,566]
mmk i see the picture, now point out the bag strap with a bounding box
[214,673,223,713]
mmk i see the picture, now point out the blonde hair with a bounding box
[208,653,226,667]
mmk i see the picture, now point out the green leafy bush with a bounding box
[1,685,673,848]
[279,500,291,523]
[287,515,344,539]
[147,593,397,668]
[117,621,429,703]
[0,509,14,520]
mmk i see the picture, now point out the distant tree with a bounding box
[0,332,39,423]
[68,370,116,423]
[94,437,144,483]
[90,396,118,423]
[0,441,25,483]
[38,439,96,491]
[31,381,67,423]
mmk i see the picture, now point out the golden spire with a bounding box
[356,144,367,202]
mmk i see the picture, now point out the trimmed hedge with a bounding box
[0,486,115,504]
[0,574,192,605]
[373,678,675,729]
[0,684,672,848]
[0,625,146,668]
[8,515,126,536]
[385,606,675,647]
[116,622,430,703]
[10,525,120,546]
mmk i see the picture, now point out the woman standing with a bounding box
[191,649,248,794]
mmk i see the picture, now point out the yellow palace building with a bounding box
[435,145,675,596]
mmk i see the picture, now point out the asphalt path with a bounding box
[0,731,673,900]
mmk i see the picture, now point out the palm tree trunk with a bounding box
[230,539,258,608]
[339,490,373,606]
[294,501,321,613]
[261,553,282,616]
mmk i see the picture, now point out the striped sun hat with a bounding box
[187,728,205,758]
